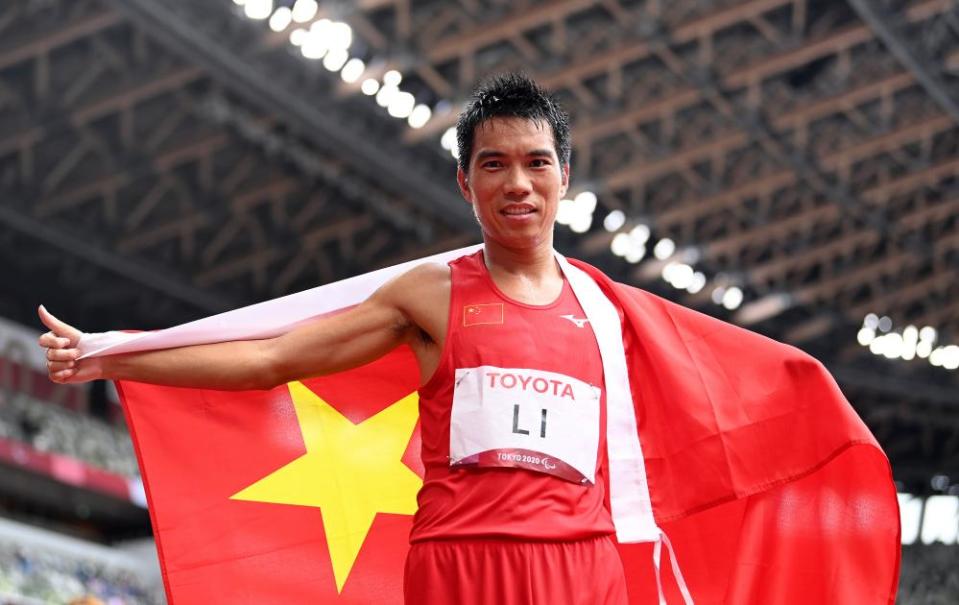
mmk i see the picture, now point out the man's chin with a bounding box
[482,230,552,251]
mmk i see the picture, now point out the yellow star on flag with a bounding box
[231,381,422,592]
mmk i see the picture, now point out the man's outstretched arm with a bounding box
[38,268,433,390]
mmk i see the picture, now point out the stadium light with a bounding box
[228,3,443,138]
[610,233,630,257]
[244,0,272,20]
[440,127,457,152]
[921,495,959,544]
[555,199,576,226]
[408,104,432,129]
[289,28,308,46]
[387,91,416,119]
[268,6,292,31]
[624,247,645,264]
[376,84,398,108]
[901,326,918,360]
[899,494,922,544]
[943,345,959,370]
[662,262,693,290]
[301,24,330,59]
[610,225,647,263]
[383,70,402,87]
[323,48,349,72]
[569,212,592,234]
[687,272,706,294]
[653,238,675,260]
[307,18,331,43]
[629,224,649,245]
[291,0,318,23]
[722,286,743,310]
[733,294,792,325]
[574,191,597,214]
[361,78,379,96]
[327,22,353,50]
[603,210,625,232]
[882,333,903,359]
[859,315,955,370]
[554,191,597,234]
[340,58,365,83]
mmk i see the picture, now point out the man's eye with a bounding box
[530,159,550,167]
[483,161,502,168]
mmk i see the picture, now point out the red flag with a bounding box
[572,259,900,604]
[114,255,899,604]
[119,346,424,604]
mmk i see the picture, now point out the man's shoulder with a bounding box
[398,261,452,286]
[381,262,453,335]
[376,261,452,308]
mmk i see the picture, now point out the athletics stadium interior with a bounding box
[0,0,957,602]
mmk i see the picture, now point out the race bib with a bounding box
[449,366,601,484]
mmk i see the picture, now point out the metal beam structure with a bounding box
[0,0,472,331]
[847,0,959,125]
[101,0,476,232]
[0,200,235,314]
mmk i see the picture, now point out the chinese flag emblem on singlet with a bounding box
[463,303,504,326]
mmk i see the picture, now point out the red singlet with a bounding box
[411,251,615,542]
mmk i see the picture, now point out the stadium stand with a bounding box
[0,318,162,603]
[898,544,959,605]
[0,392,138,479]
[0,518,162,605]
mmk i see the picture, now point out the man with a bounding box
[39,74,633,604]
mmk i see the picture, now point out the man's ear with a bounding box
[560,162,570,197]
[456,166,473,204]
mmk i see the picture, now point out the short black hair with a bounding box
[455,73,571,173]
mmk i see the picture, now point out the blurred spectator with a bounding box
[0,542,161,605]
[0,390,138,478]
[898,544,959,604]
[68,597,105,605]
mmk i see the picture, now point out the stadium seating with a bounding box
[0,391,138,478]
[898,543,959,604]
[0,539,162,605]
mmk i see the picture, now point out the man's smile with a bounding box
[501,203,538,218]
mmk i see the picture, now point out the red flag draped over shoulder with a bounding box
[110,250,899,604]
[568,258,901,605]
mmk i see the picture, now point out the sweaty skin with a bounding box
[39,117,570,390]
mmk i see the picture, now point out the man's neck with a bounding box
[481,238,564,304]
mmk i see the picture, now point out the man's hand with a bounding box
[37,305,101,384]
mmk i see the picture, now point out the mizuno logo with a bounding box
[560,314,589,328]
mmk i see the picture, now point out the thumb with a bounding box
[38,305,83,345]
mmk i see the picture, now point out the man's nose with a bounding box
[503,167,532,196]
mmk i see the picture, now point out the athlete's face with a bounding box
[457,117,569,251]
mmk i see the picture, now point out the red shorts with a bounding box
[403,535,629,605]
